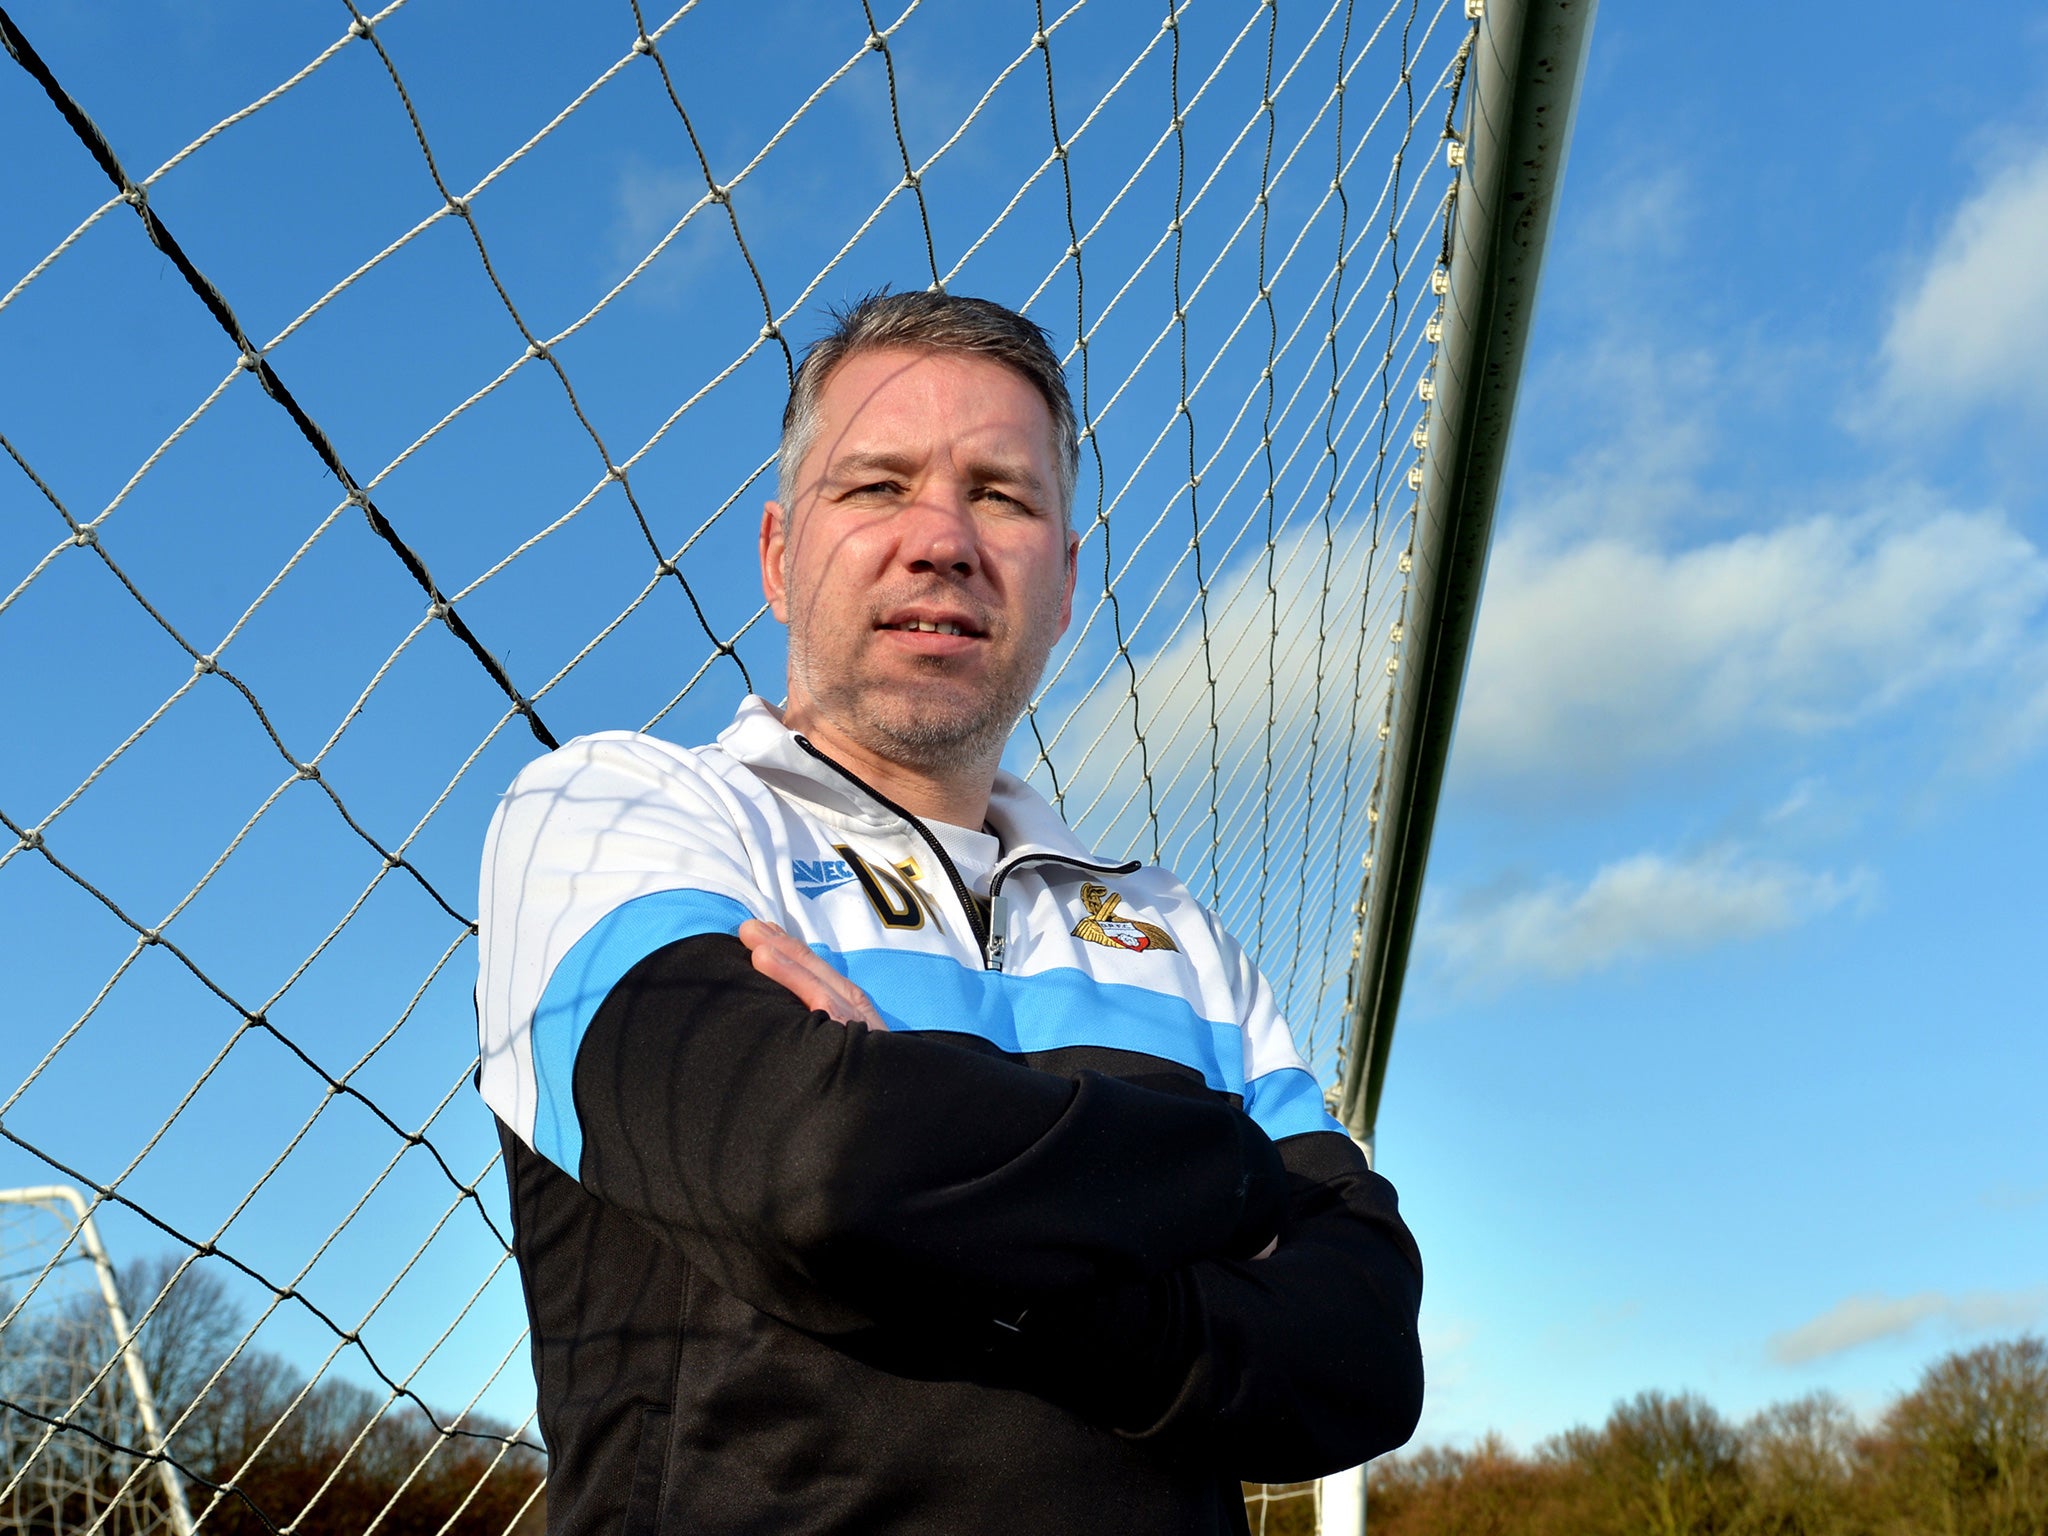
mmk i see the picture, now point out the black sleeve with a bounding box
[569,932,1289,1337]
[992,1129,1424,1482]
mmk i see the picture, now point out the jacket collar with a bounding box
[715,695,1124,868]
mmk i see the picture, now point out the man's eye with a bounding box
[850,481,900,498]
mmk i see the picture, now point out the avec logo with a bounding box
[792,849,943,932]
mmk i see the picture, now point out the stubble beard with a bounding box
[786,588,1063,776]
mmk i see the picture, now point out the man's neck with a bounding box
[780,706,996,830]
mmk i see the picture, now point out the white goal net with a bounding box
[0,0,1579,1528]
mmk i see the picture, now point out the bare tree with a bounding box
[1866,1336,2048,1536]
[1737,1391,1864,1536]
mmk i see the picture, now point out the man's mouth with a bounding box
[885,619,969,637]
[877,610,988,640]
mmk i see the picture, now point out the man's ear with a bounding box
[1057,530,1079,636]
[760,500,790,623]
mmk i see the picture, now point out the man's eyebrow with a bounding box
[824,449,1049,498]
[963,455,1050,497]
[825,450,922,481]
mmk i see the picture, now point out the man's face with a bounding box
[762,347,1077,775]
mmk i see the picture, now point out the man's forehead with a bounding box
[812,349,1051,442]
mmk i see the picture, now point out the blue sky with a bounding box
[2,0,2044,1469]
[1387,0,2048,1446]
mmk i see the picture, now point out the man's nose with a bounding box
[901,480,979,576]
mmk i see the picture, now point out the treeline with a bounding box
[1364,1335,2048,1536]
[1,1256,543,1536]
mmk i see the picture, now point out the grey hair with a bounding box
[776,290,1080,525]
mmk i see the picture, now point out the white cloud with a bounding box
[1980,1179,2048,1212]
[1026,513,1405,869]
[1424,846,1870,982]
[1879,140,2048,417]
[1771,1287,2048,1366]
[1455,506,2048,783]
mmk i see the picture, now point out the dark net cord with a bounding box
[0,4,561,754]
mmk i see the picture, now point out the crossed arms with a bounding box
[566,919,1424,1481]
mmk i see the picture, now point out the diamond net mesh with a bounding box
[1,1,1473,1527]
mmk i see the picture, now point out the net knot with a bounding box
[655,558,679,578]
[632,35,653,54]
[120,185,147,209]
[1188,472,1202,489]
[446,195,470,217]
[193,654,217,676]
[1161,12,1178,30]
[1051,143,1068,162]
[1033,28,1048,48]
[866,30,885,51]
[428,600,450,621]
[384,851,404,869]
[238,347,263,372]
[71,525,98,548]
[18,828,44,852]
[759,321,780,341]
[140,927,163,945]
[297,762,321,781]
[1066,243,1081,260]
[708,184,730,205]
[348,16,374,38]
[525,340,549,360]
[901,170,920,190]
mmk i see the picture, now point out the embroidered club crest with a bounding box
[1072,882,1178,954]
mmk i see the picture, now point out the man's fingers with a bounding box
[739,919,885,1029]
[747,941,837,1015]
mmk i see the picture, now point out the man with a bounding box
[476,292,1422,1535]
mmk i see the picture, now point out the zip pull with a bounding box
[984,894,1010,972]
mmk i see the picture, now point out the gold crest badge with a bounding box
[1072,882,1178,954]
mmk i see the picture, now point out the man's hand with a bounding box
[739,919,888,1032]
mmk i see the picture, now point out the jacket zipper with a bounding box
[987,852,1140,909]
[984,852,1140,972]
[792,738,1140,971]
[794,737,995,957]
